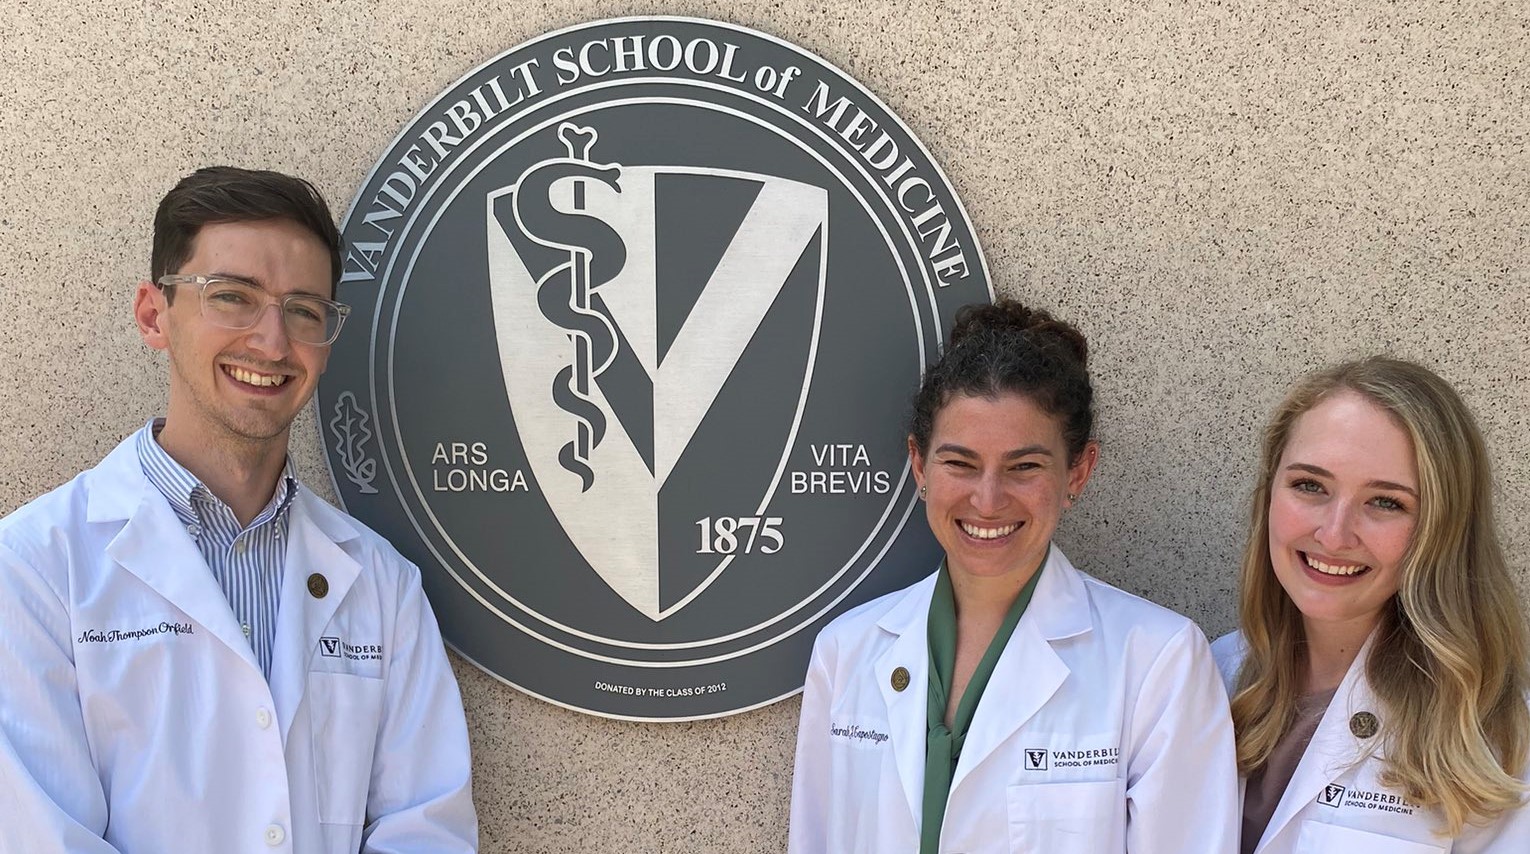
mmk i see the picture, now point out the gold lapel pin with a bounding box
[891,666,910,692]
[307,573,329,599]
[1349,711,1379,739]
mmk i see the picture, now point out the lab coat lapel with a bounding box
[951,548,1090,793]
[875,572,938,828]
[1256,632,1381,852]
[268,490,361,741]
[95,449,261,675]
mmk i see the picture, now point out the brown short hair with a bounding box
[151,166,342,295]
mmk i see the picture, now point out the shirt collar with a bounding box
[135,418,299,531]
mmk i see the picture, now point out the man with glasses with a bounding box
[0,167,477,853]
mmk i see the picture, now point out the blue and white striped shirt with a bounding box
[135,419,297,680]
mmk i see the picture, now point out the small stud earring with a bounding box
[919,485,927,499]
[1067,493,1078,502]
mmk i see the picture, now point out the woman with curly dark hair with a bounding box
[788,299,1239,854]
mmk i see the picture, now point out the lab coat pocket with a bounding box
[1295,822,1447,854]
[308,670,385,825]
[1007,778,1125,853]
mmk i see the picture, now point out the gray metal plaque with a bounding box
[319,17,991,719]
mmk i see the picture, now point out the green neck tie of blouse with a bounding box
[919,556,1045,854]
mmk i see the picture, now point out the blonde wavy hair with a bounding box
[1230,356,1529,834]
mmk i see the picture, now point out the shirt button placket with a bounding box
[264,824,285,846]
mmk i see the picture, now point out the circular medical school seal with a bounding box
[319,17,990,719]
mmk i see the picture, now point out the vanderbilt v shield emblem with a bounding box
[488,123,828,622]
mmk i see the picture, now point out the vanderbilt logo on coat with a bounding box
[1025,745,1119,770]
[318,16,990,720]
[317,636,384,662]
[1318,783,1419,816]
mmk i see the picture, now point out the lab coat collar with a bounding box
[952,547,1091,795]
[88,433,368,738]
[871,547,1096,828]
[1255,629,1382,852]
[875,569,938,825]
[269,488,363,741]
[1022,546,1094,643]
[86,432,151,523]
[91,435,263,674]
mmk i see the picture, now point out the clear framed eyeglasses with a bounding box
[156,274,351,346]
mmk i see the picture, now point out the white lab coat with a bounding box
[1212,632,1530,853]
[788,547,1240,853]
[0,434,477,854]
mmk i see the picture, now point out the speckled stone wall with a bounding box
[2,1,1526,851]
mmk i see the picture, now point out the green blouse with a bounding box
[919,557,1045,854]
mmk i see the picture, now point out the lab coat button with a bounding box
[264,824,285,845]
[255,707,272,729]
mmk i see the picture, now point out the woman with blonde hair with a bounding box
[1213,356,1530,853]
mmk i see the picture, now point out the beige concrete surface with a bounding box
[2,1,1527,851]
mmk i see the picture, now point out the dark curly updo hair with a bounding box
[908,299,1094,463]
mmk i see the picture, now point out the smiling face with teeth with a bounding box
[135,218,334,455]
[910,392,1097,587]
[1267,391,1419,638]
